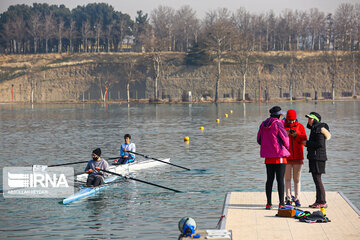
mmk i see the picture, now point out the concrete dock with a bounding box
[221,191,360,240]
[180,191,360,240]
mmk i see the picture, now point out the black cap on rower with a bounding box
[92,148,101,156]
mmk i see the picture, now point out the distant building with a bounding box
[121,35,135,51]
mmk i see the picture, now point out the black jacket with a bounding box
[306,122,330,161]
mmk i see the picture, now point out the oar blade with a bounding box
[100,169,181,193]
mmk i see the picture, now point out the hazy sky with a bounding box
[0,0,358,19]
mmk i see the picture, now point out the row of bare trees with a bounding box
[0,3,359,54]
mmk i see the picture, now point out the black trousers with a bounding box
[119,156,134,164]
[86,175,104,187]
[266,164,286,205]
[311,172,326,204]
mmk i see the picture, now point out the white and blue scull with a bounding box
[62,158,170,204]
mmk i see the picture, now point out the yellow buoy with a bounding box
[225,114,228,118]
[216,119,220,123]
[230,110,233,114]
[184,136,190,142]
[200,126,204,130]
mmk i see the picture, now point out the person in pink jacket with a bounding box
[257,106,290,209]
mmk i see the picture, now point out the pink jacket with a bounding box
[257,117,290,158]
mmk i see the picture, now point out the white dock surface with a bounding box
[222,192,360,240]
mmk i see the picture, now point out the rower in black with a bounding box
[85,148,110,187]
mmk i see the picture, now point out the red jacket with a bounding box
[284,120,307,164]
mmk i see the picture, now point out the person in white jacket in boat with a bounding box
[118,134,136,164]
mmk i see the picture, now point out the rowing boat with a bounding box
[62,158,170,204]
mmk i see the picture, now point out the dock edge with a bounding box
[338,191,360,216]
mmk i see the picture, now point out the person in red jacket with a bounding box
[284,109,307,207]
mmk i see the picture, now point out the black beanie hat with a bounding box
[92,148,101,156]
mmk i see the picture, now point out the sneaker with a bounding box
[319,203,328,208]
[265,204,272,210]
[295,200,301,207]
[285,197,292,206]
[291,195,296,202]
[309,202,321,208]
[278,204,285,209]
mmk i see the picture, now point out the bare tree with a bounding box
[44,12,56,53]
[230,51,250,100]
[151,6,175,51]
[173,5,199,51]
[67,19,77,53]
[324,13,334,50]
[123,61,137,102]
[94,23,102,52]
[249,14,266,51]
[105,21,115,52]
[265,10,276,51]
[308,9,324,50]
[114,18,125,52]
[325,51,339,100]
[297,11,309,50]
[352,53,359,96]
[334,4,355,50]
[283,9,296,51]
[10,14,27,53]
[232,7,252,51]
[137,25,154,52]
[0,21,12,53]
[284,54,298,101]
[57,18,65,53]
[277,12,289,50]
[293,10,304,50]
[28,13,42,53]
[81,20,92,52]
[257,64,264,103]
[355,3,360,50]
[151,53,162,99]
[203,8,234,102]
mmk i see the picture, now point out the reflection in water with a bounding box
[243,102,246,119]
[86,194,108,216]
[127,103,130,122]
[0,101,359,239]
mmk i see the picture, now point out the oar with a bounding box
[48,161,89,167]
[127,151,191,171]
[100,169,181,193]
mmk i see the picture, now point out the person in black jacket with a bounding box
[303,112,331,208]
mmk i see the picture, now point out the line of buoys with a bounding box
[216,110,233,124]
[184,110,234,143]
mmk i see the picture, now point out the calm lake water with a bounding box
[1,101,359,239]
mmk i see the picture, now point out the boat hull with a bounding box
[63,176,118,204]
